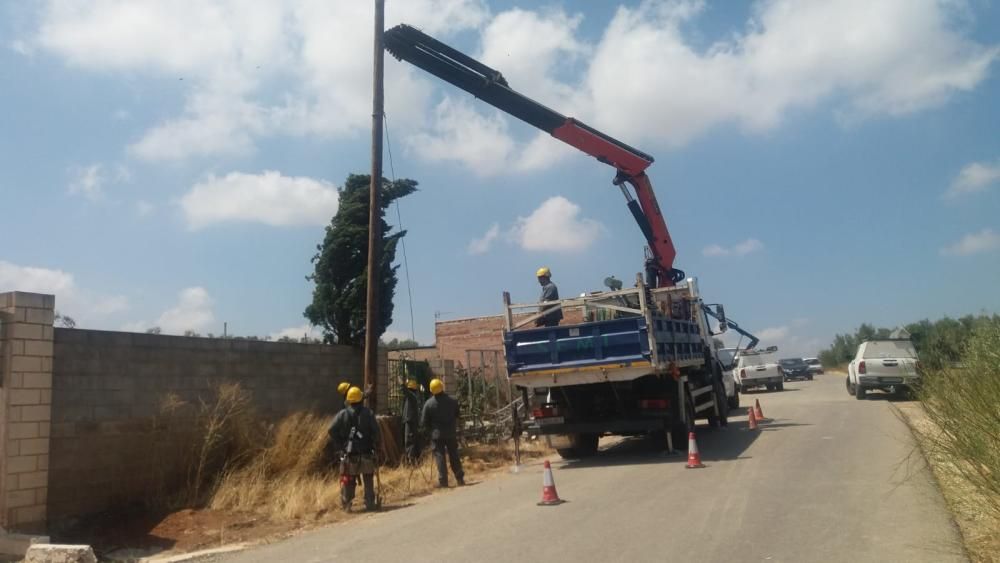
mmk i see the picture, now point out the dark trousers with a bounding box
[403,422,421,464]
[432,437,464,485]
[341,473,376,510]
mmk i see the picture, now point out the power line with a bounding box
[383,112,416,342]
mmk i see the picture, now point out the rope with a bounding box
[383,113,416,342]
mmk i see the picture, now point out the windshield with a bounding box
[717,348,737,365]
[862,341,918,359]
[779,358,806,367]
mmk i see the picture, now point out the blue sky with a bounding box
[2,0,999,357]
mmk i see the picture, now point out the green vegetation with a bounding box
[305,174,418,346]
[918,318,1000,518]
[818,314,1000,369]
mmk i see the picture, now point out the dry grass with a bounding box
[208,410,550,522]
[897,402,1000,563]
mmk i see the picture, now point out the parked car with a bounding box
[846,339,920,399]
[734,349,784,392]
[779,357,813,381]
[803,357,823,375]
[716,347,740,408]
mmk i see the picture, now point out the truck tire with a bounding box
[855,385,866,400]
[777,381,784,391]
[707,381,728,428]
[728,388,740,409]
[807,374,814,381]
[846,377,853,395]
[556,433,599,459]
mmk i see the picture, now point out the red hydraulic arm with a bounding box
[385,24,684,286]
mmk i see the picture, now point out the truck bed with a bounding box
[504,315,705,388]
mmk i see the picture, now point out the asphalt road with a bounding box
[209,374,966,563]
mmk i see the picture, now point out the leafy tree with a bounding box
[305,174,418,346]
[54,312,76,328]
[383,338,420,350]
[146,326,162,335]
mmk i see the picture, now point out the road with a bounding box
[208,374,966,563]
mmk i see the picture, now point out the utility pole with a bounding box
[363,0,385,413]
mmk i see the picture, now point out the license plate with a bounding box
[882,377,902,384]
[536,417,564,426]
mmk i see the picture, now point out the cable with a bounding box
[383,112,416,342]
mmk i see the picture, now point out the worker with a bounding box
[421,378,465,487]
[535,267,563,327]
[328,386,380,512]
[337,381,351,406]
[402,378,422,464]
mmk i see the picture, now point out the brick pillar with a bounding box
[0,292,54,531]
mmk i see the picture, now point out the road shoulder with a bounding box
[894,401,1000,563]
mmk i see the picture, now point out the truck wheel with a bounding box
[707,381,728,428]
[777,381,784,391]
[807,374,814,381]
[846,378,853,395]
[855,385,866,400]
[728,388,740,409]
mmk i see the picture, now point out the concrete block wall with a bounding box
[46,329,387,520]
[0,292,55,531]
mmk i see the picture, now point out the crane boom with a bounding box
[385,24,683,286]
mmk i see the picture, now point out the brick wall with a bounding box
[46,328,386,521]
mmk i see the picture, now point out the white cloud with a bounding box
[181,170,339,229]
[68,164,105,200]
[757,326,790,341]
[270,323,322,341]
[702,238,763,257]
[946,159,1000,198]
[155,287,215,334]
[468,223,500,255]
[409,1,999,174]
[941,228,1000,256]
[32,0,487,161]
[510,196,603,252]
[407,97,517,176]
[0,260,129,324]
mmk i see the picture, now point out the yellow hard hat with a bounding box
[346,386,364,404]
[429,378,444,395]
[337,382,351,396]
[406,379,419,390]
[536,267,551,278]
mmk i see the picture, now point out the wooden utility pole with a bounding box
[364,0,385,412]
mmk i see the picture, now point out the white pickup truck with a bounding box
[846,339,920,399]
[734,349,784,392]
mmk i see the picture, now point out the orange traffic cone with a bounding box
[537,460,564,506]
[748,406,759,430]
[754,399,765,421]
[686,432,705,469]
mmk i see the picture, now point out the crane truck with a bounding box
[386,24,763,458]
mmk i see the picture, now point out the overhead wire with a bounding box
[383,112,416,342]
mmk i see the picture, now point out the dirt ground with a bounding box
[894,400,1000,563]
[59,441,550,561]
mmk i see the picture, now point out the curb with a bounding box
[137,543,249,563]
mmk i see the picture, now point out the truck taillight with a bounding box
[532,405,562,418]
[740,369,746,378]
[858,361,866,375]
[639,399,669,410]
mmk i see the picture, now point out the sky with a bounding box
[1,0,999,357]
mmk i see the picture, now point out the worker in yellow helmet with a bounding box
[328,386,380,511]
[402,378,422,464]
[421,378,464,487]
[337,382,351,405]
[535,267,563,327]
